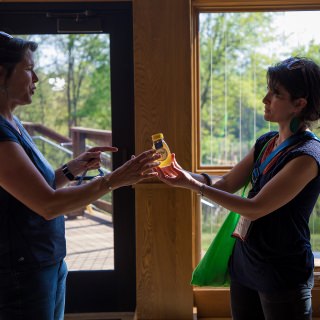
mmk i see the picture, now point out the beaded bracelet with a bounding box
[62,164,75,181]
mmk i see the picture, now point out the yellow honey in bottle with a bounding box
[151,133,172,168]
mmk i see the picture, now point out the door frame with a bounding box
[0,1,135,313]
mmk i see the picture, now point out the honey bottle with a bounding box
[151,133,172,168]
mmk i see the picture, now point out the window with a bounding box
[196,10,320,265]
[193,2,320,318]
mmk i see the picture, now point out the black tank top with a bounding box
[229,131,320,292]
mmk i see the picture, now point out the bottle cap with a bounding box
[152,133,164,141]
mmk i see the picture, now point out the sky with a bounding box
[274,11,320,48]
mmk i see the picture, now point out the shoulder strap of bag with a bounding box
[252,131,320,184]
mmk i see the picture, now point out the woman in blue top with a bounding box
[157,56,320,319]
[0,32,160,320]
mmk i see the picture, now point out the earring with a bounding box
[290,117,301,134]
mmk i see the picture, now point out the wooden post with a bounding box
[133,0,194,318]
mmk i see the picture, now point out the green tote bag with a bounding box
[190,209,240,287]
[190,183,249,287]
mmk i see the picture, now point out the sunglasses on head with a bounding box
[286,58,304,70]
[0,31,13,41]
[285,58,309,98]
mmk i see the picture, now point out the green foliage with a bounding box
[200,12,283,166]
[16,34,111,136]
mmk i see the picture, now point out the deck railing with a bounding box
[23,122,113,215]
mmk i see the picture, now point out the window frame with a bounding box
[0,1,136,313]
[191,0,320,300]
[192,1,320,317]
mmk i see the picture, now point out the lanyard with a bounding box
[252,131,320,185]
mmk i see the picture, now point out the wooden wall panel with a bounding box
[135,185,194,319]
[313,289,320,317]
[133,0,194,318]
[194,289,231,318]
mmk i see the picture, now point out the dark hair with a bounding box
[267,56,320,126]
[0,32,38,80]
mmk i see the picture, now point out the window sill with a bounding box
[194,283,320,318]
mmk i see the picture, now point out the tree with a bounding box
[16,33,111,136]
[199,12,281,165]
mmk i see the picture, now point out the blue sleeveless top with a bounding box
[229,131,320,292]
[0,116,66,271]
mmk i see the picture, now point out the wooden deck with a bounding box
[65,209,114,271]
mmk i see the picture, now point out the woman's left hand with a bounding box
[68,146,118,176]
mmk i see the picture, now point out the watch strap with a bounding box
[62,164,75,181]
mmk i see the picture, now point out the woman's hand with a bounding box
[156,153,200,190]
[107,149,161,189]
[68,146,118,176]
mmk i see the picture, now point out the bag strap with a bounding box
[252,131,320,184]
[240,139,271,196]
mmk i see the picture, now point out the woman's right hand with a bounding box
[156,153,201,190]
[107,149,161,189]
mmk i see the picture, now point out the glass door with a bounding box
[0,2,135,313]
